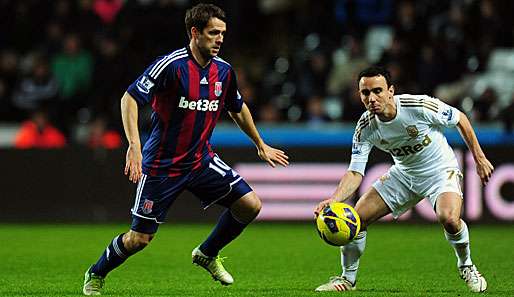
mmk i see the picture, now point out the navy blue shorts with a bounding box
[130,154,252,234]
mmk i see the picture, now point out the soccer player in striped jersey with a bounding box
[83,4,288,295]
[314,66,493,293]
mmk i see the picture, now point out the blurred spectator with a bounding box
[258,102,282,123]
[52,33,93,102]
[91,0,123,25]
[11,56,58,119]
[52,0,74,27]
[76,0,104,45]
[335,0,393,30]
[430,2,468,80]
[40,21,66,57]
[7,2,36,52]
[501,93,514,133]
[0,50,20,120]
[89,34,128,122]
[304,95,330,125]
[355,0,393,26]
[341,85,365,122]
[296,50,331,100]
[87,116,122,149]
[394,0,426,46]
[327,36,368,96]
[51,33,94,131]
[14,109,66,149]
[416,45,444,94]
[473,87,499,122]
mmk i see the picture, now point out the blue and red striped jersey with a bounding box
[126,46,243,177]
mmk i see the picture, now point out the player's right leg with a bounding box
[315,187,391,292]
[83,230,155,295]
[84,174,177,295]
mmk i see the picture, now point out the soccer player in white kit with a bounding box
[314,66,493,293]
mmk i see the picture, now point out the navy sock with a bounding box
[200,209,248,257]
[90,233,131,277]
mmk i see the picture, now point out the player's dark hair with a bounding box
[357,66,393,87]
[185,4,226,39]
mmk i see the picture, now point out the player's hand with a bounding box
[257,143,289,168]
[476,156,494,185]
[314,198,334,218]
[125,144,143,183]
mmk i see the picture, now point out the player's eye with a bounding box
[361,90,370,96]
[372,88,382,94]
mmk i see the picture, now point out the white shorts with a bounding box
[372,166,463,218]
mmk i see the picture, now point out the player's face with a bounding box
[358,75,394,115]
[195,17,226,58]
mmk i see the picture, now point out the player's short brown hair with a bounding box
[185,4,226,39]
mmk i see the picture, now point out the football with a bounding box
[316,202,361,246]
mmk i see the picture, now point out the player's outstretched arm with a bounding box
[456,111,494,184]
[121,92,143,183]
[228,103,289,168]
[314,171,363,217]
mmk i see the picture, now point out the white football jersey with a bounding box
[349,94,461,177]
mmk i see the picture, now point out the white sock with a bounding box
[444,220,472,267]
[341,231,367,284]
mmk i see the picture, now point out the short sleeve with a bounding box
[348,141,373,176]
[423,96,460,127]
[126,55,177,107]
[348,115,374,175]
[223,68,243,112]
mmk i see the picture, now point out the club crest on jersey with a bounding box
[214,82,222,97]
[142,199,154,214]
[406,125,419,138]
[379,174,390,184]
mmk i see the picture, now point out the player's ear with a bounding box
[191,27,199,39]
[389,84,395,96]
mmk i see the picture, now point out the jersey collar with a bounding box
[187,45,212,69]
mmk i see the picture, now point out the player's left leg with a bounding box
[199,191,261,256]
[192,192,260,285]
[188,154,257,285]
[436,192,487,293]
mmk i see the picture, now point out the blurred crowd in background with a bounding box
[1,0,514,148]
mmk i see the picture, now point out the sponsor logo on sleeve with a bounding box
[136,76,155,94]
[442,108,453,121]
[352,143,362,155]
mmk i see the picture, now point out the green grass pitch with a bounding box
[1,223,513,297]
